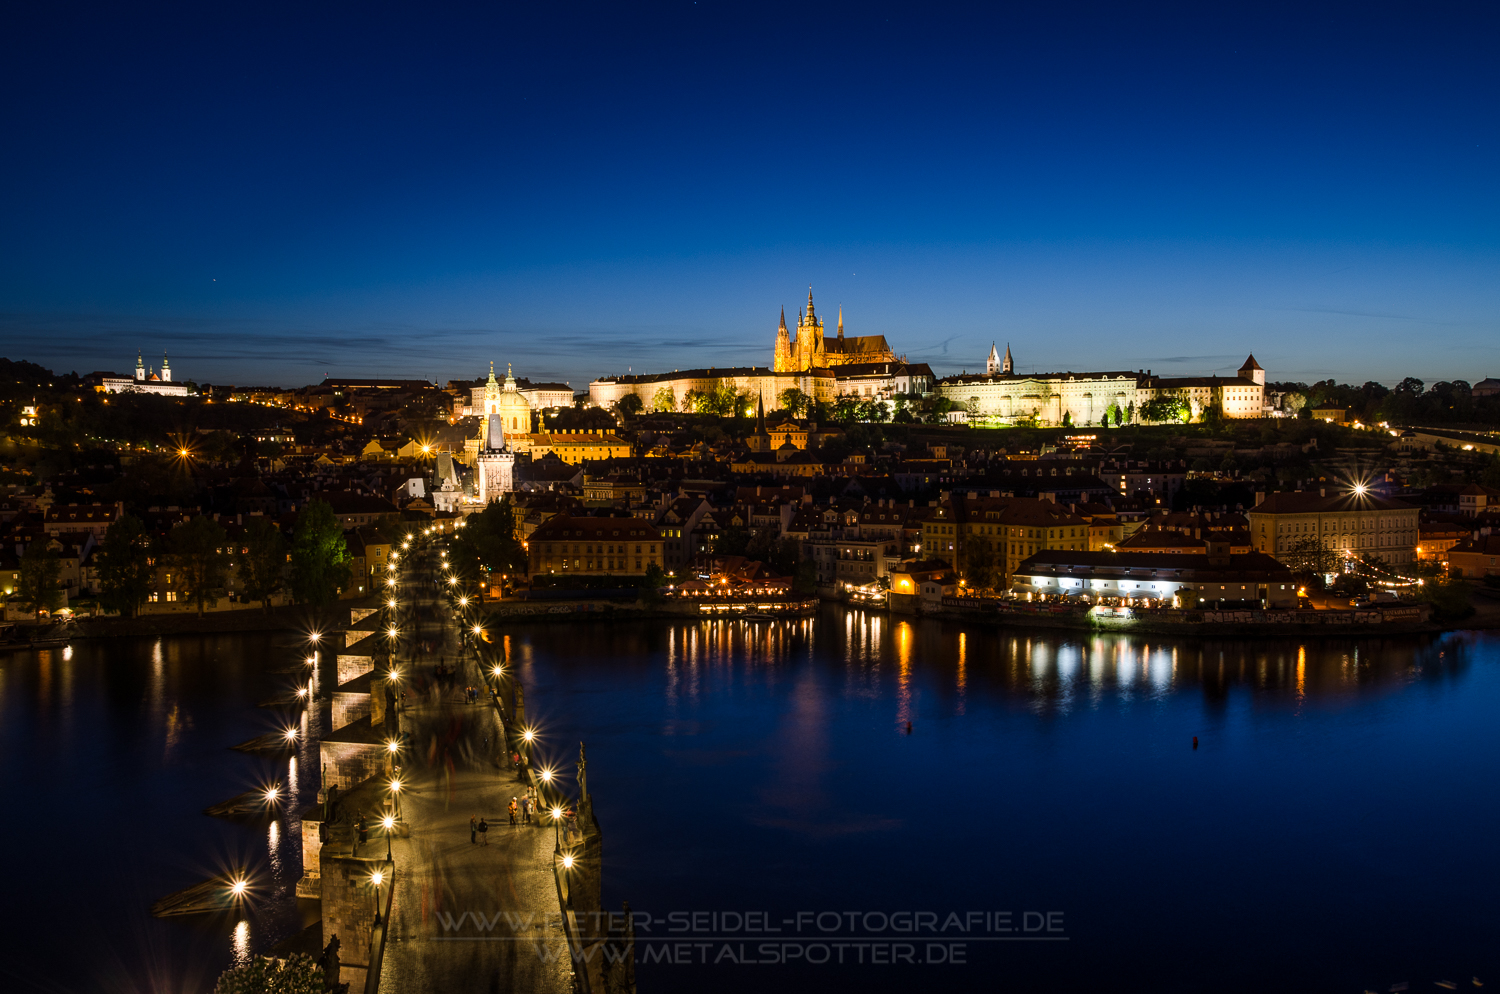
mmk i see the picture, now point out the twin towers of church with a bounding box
[987,342,1014,375]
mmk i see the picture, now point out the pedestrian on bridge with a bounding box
[508,798,518,825]
[470,814,477,845]
[478,817,489,845]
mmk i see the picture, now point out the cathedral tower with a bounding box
[986,343,1001,375]
[774,307,792,372]
[1003,343,1013,375]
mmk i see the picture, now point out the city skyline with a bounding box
[3,2,1496,387]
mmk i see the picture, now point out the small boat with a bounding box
[204,786,283,819]
[1437,984,1457,991]
[150,874,248,917]
[742,612,776,621]
[231,731,298,754]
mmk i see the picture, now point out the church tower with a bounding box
[795,287,824,369]
[135,351,145,382]
[161,353,172,383]
[986,343,1001,375]
[1003,343,1013,375]
[482,362,501,415]
[774,307,792,373]
[475,412,515,504]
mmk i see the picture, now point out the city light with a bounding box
[561,854,575,869]
[283,727,298,741]
[229,877,249,898]
[491,665,503,678]
[371,870,384,887]
[295,686,308,698]
[387,626,399,639]
[264,785,280,803]
[539,768,554,783]
[387,739,400,754]
[522,728,536,743]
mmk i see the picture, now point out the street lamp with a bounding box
[550,805,564,845]
[388,778,403,818]
[370,869,385,925]
[382,813,395,860]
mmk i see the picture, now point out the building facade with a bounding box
[100,352,191,396]
[588,366,835,413]
[527,516,664,576]
[1247,490,1420,566]
[932,353,1267,427]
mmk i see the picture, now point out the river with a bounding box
[1,609,1496,992]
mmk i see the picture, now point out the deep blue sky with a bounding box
[2,1,1496,388]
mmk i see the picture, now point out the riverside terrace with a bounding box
[1008,548,1300,609]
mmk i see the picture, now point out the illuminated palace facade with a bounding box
[933,351,1267,425]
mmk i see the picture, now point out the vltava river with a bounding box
[0,610,1495,993]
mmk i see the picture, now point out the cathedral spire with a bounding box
[779,306,786,332]
[837,306,844,339]
[806,286,815,321]
[1003,343,1013,375]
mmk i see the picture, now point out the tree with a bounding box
[615,393,643,415]
[831,397,860,425]
[1283,392,1307,416]
[238,516,288,613]
[778,387,811,417]
[651,387,676,413]
[213,953,326,994]
[96,513,155,618]
[18,540,63,618]
[1280,536,1338,576]
[168,515,230,617]
[1141,397,1186,424]
[451,497,527,595]
[961,538,998,590]
[1061,411,1073,428]
[290,499,351,609]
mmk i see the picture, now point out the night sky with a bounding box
[2,2,1496,388]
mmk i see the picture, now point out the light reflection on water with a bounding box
[0,630,323,992]
[515,610,1499,994]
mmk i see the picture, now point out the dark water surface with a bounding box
[1,611,1496,993]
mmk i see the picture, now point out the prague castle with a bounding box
[773,289,896,372]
